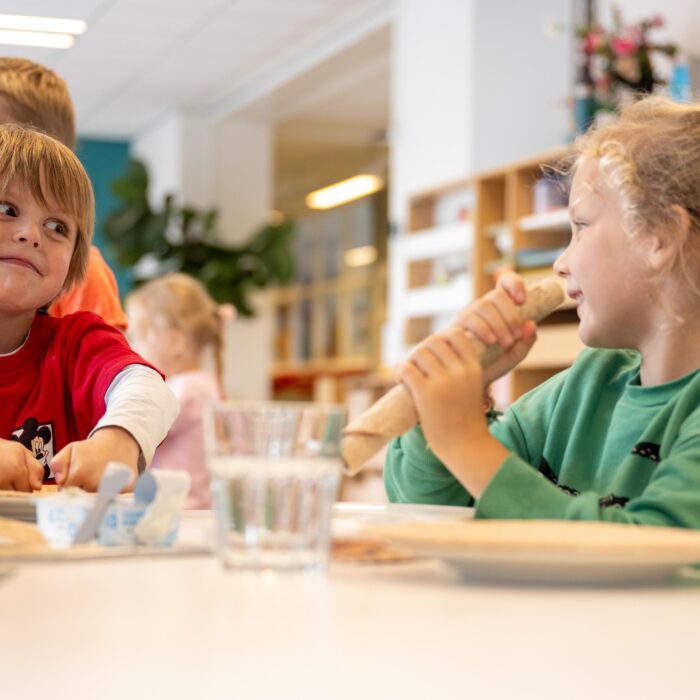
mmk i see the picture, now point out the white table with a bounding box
[2,508,700,700]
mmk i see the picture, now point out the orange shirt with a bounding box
[49,245,128,331]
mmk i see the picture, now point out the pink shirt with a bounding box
[149,370,220,509]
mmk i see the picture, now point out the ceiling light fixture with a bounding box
[0,14,87,35]
[306,174,383,210]
[0,29,75,49]
[0,14,86,49]
[344,245,378,268]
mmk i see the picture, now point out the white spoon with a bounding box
[72,463,132,545]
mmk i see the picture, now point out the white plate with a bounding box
[367,519,700,585]
[0,493,36,523]
[332,502,473,538]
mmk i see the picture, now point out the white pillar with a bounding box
[131,113,274,401]
[213,117,274,401]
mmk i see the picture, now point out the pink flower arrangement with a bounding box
[578,7,677,110]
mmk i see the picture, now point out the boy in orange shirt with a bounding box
[0,56,128,330]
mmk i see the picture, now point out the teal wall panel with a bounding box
[75,138,131,296]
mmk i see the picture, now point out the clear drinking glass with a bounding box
[203,401,345,571]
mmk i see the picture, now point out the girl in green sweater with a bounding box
[386,96,700,528]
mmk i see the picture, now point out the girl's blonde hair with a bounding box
[0,123,93,289]
[570,96,700,308]
[127,273,225,393]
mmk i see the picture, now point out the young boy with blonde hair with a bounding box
[0,56,128,330]
[0,123,177,491]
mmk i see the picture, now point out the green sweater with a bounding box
[385,348,700,528]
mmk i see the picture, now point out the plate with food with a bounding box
[331,502,473,564]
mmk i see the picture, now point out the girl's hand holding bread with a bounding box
[449,270,537,387]
[395,271,537,497]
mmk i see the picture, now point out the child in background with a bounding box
[0,56,128,331]
[0,124,177,491]
[126,273,227,509]
[386,96,700,529]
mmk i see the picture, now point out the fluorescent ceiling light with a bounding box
[0,14,87,35]
[344,245,378,268]
[306,175,383,210]
[0,29,74,49]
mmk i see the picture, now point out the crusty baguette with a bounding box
[341,277,565,474]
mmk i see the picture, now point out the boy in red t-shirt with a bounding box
[0,124,178,492]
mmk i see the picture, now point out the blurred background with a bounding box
[2,0,697,450]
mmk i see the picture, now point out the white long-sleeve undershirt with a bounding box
[90,364,180,468]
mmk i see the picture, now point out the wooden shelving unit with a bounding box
[472,147,584,404]
[384,177,474,366]
[385,148,583,406]
[269,192,387,402]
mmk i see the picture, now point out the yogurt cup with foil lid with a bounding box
[34,469,190,548]
[98,499,180,547]
[34,488,94,548]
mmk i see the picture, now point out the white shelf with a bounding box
[404,274,471,317]
[401,222,472,260]
[518,208,570,232]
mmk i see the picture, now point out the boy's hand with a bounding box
[0,438,44,491]
[51,427,140,492]
[451,270,537,386]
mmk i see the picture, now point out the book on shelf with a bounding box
[515,247,566,269]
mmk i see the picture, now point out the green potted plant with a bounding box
[103,159,295,317]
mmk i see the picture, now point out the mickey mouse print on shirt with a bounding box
[11,417,55,480]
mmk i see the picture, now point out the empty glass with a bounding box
[203,401,345,571]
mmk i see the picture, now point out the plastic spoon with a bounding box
[72,463,132,545]
[134,471,158,506]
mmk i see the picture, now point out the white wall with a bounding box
[389,0,476,229]
[133,114,218,211]
[213,119,273,246]
[131,114,182,209]
[472,0,573,171]
[212,118,274,401]
[181,116,217,210]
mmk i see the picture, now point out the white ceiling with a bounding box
[0,0,392,141]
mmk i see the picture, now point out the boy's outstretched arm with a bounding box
[51,427,140,491]
[50,365,179,492]
[0,439,44,492]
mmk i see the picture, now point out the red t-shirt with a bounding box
[0,311,155,480]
